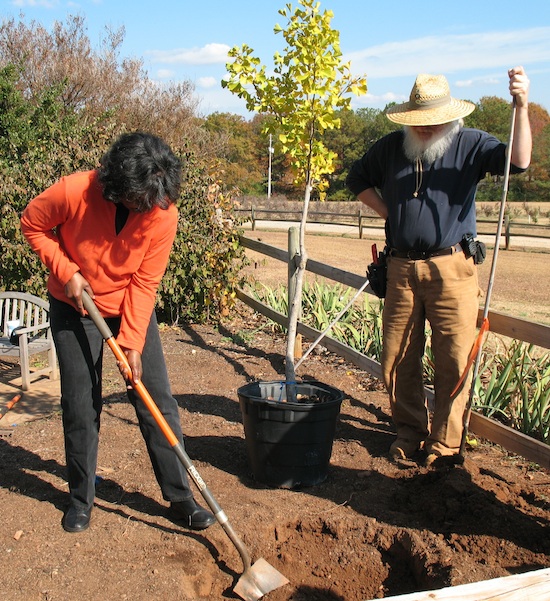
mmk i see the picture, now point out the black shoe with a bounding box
[62,506,91,533]
[169,499,216,531]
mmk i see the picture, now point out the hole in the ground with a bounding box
[264,516,455,600]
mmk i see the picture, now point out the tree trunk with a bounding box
[285,180,311,402]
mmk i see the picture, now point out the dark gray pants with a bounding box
[49,295,193,510]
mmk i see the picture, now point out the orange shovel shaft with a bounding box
[450,317,489,398]
[80,291,256,578]
[80,293,178,447]
[104,338,179,446]
[0,394,22,420]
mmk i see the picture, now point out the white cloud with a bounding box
[194,86,249,117]
[197,76,218,89]
[455,79,475,88]
[345,28,550,79]
[364,91,406,105]
[147,43,230,66]
[11,0,59,6]
[156,69,175,79]
[455,76,500,89]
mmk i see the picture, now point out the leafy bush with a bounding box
[473,340,550,443]
[0,64,116,294]
[0,64,246,324]
[158,171,246,324]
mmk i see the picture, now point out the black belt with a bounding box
[389,243,463,260]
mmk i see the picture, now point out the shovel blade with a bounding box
[233,557,289,601]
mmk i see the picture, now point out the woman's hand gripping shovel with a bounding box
[82,291,289,601]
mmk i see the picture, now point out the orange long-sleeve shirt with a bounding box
[21,170,178,353]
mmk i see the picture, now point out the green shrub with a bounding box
[473,340,550,443]
[158,171,246,324]
[0,64,116,295]
[0,64,246,324]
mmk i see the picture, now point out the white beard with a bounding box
[403,120,461,164]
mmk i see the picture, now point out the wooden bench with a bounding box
[0,292,59,390]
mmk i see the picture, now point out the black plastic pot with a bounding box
[237,380,344,489]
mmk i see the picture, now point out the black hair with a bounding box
[98,132,182,212]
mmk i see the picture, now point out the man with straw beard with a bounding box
[346,67,531,466]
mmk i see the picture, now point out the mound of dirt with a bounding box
[1,306,549,601]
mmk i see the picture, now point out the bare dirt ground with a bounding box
[1,231,549,601]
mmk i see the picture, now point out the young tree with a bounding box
[223,0,367,395]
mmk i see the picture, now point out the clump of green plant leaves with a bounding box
[473,340,550,443]
[0,63,117,295]
[158,175,246,324]
[252,280,384,361]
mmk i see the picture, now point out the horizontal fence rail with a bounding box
[241,236,550,347]
[236,206,550,247]
[238,234,550,469]
[237,207,383,239]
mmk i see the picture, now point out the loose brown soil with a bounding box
[1,232,549,601]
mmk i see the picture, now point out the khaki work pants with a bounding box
[382,251,480,455]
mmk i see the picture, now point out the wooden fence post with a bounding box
[251,206,256,231]
[505,215,511,250]
[288,227,302,360]
[358,209,363,239]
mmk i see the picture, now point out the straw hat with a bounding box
[386,74,475,126]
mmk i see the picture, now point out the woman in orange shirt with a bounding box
[21,132,215,533]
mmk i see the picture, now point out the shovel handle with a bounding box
[450,317,489,398]
[81,293,179,446]
[81,291,253,572]
[0,394,22,421]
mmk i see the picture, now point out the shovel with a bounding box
[455,100,518,460]
[81,291,289,601]
[0,393,22,438]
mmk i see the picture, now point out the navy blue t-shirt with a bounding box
[347,128,523,251]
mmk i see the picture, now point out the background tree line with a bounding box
[205,98,550,203]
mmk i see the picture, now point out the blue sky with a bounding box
[3,0,550,118]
